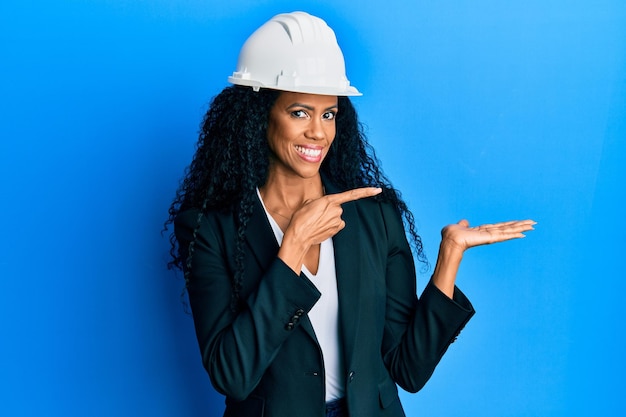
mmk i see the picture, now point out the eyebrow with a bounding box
[286,102,339,111]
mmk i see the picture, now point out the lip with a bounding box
[295,144,324,163]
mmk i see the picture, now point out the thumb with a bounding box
[457,219,470,228]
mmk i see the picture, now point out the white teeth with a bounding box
[295,145,322,157]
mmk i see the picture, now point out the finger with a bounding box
[477,219,536,231]
[457,219,470,228]
[494,220,536,232]
[327,187,382,205]
[493,219,536,226]
[488,232,528,244]
[489,225,535,241]
[309,218,347,245]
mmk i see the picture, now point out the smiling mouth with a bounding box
[295,145,322,158]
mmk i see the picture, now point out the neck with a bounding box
[259,169,324,214]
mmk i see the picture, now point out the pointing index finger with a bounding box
[327,187,383,205]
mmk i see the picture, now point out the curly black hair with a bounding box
[165,85,426,310]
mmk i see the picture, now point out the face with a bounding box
[266,92,338,180]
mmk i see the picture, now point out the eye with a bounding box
[323,111,337,121]
[290,110,308,119]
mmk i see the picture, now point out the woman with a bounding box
[166,11,535,417]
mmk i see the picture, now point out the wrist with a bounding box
[439,238,465,261]
[431,239,464,299]
[278,231,310,275]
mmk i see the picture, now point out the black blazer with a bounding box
[175,182,475,417]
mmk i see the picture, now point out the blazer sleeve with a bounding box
[175,210,321,401]
[378,202,475,393]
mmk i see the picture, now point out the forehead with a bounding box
[274,91,338,108]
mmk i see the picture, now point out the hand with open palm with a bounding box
[441,219,536,251]
[433,219,536,298]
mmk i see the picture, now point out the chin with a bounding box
[296,169,322,179]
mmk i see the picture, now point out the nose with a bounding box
[305,117,325,141]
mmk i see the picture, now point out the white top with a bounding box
[256,190,345,401]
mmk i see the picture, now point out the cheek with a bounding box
[266,115,295,150]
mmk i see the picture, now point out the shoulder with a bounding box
[352,194,404,228]
[174,208,202,230]
[174,207,236,246]
[174,208,217,231]
[321,178,405,234]
[341,196,408,257]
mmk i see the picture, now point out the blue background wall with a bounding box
[1,1,624,415]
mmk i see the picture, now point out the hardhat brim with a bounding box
[228,76,362,96]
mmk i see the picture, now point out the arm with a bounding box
[380,204,475,392]
[276,187,382,274]
[382,210,535,392]
[175,188,382,400]
[175,210,321,401]
[432,219,536,298]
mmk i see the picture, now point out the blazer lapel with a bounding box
[324,182,363,369]
[244,195,280,271]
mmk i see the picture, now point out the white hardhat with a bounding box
[228,11,361,96]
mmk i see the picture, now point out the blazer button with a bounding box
[295,309,304,317]
[285,322,294,331]
[348,371,355,382]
